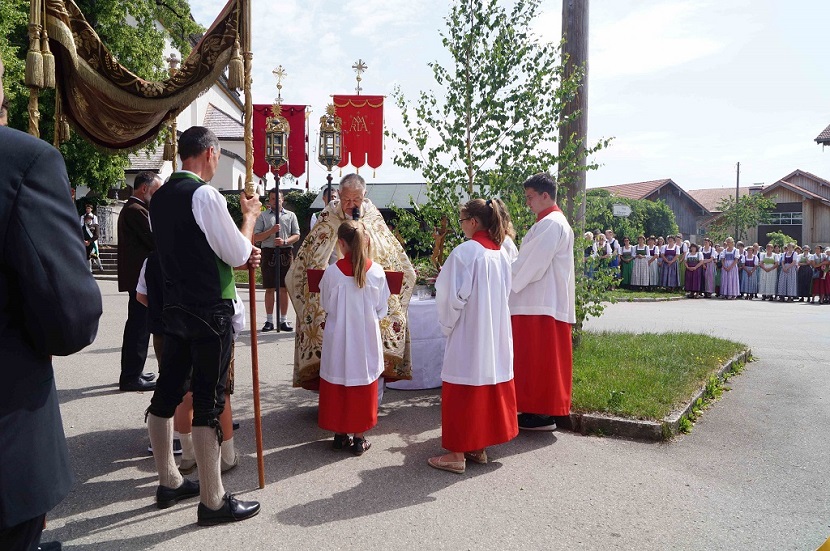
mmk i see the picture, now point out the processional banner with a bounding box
[43,0,246,151]
[252,104,307,179]
[332,95,384,170]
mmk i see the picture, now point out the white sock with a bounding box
[179,432,194,462]
[266,314,274,323]
[192,426,225,510]
[279,315,286,323]
[147,414,183,489]
[221,436,236,464]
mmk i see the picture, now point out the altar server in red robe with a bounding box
[318,220,391,455]
[510,173,576,431]
[428,198,518,474]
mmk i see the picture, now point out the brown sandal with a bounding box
[464,450,488,464]
[428,455,465,474]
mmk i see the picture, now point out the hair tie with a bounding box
[485,199,492,208]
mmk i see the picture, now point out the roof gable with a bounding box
[816,124,830,145]
[203,104,243,140]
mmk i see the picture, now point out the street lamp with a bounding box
[318,103,342,203]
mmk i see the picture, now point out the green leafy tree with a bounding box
[765,231,798,248]
[1,0,203,195]
[388,0,609,246]
[706,194,776,243]
[584,189,678,241]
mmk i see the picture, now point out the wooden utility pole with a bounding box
[559,0,589,230]
[735,162,740,239]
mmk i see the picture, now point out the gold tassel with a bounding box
[61,116,71,143]
[163,134,174,161]
[41,30,55,89]
[227,38,244,90]
[25,31,44,89]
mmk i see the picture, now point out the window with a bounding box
[766,212,802,225]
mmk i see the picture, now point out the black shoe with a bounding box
[197,493,261,526]
[156,478,200,509]
[279,321,293,332]
[232,421,240,430]
[119,377,157,392]
[332,433,353,450]
[140,372,157,382]
[261,321,274,332]
[518,413,557,431]
[351,437,371,456]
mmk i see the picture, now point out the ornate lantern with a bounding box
[318,104,342,171]
[264,66,290,170]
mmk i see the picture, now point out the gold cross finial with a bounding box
[352,59,368,95]
[272,65,286,101]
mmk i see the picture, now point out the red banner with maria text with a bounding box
[333,95,384,170]
[253,104,307,178]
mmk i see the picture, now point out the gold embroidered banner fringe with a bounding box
[41,0,246,152]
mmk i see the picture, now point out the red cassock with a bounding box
[318,378,379,434]
[511,315,573,417]
[442,381,518,452]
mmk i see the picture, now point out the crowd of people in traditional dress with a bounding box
[585,229,830,303]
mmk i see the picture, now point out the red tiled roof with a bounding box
[688,187,750,213]
[816,124,830,145]
[203,104,243,140]
[598,179,672,200]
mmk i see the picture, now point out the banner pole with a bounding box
[241,0,266,490]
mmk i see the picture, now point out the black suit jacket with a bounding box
[0,126,102,528]
[117,196,154,293]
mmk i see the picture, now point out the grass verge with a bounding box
[233,269,262,286]
[573,331,746,420]
[608,288,686,301]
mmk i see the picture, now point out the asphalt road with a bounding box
[43,281,830,550]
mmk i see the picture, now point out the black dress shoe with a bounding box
[197,493,260,526]
[279,321,293,332]
[140,372,157,381]
[156,478,200,509]
[119,377,157,392]
[261,321,274,332]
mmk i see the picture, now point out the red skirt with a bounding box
[813,276,827,296]
[511,315,573,416]
[318,378,378,434]
[441,380,518,452]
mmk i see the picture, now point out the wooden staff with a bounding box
[241,0,265,489]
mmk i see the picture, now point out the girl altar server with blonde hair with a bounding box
[429,198,518,474]
[318,220,390,455]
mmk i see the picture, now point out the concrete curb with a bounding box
[570,348,752,441]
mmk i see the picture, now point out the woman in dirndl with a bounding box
[758,243,779,300]
[719,237,741,299]
[777,243,799,301]
[796,245,814,301]
[740,244,759,299]
[631,235,651,290]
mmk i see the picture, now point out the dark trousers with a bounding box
[148,301,233,427]
[0,514,45,551]
[120,291,150,381]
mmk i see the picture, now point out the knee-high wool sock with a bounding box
[179,432,195,462]
[192,426,225,510]
[147,414,183,489]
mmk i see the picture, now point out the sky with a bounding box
[190,0,830,193]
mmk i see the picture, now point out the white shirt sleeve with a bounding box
[191,186,252,268]
[136,258,148,295]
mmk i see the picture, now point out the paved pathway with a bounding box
[44,282,830,550]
